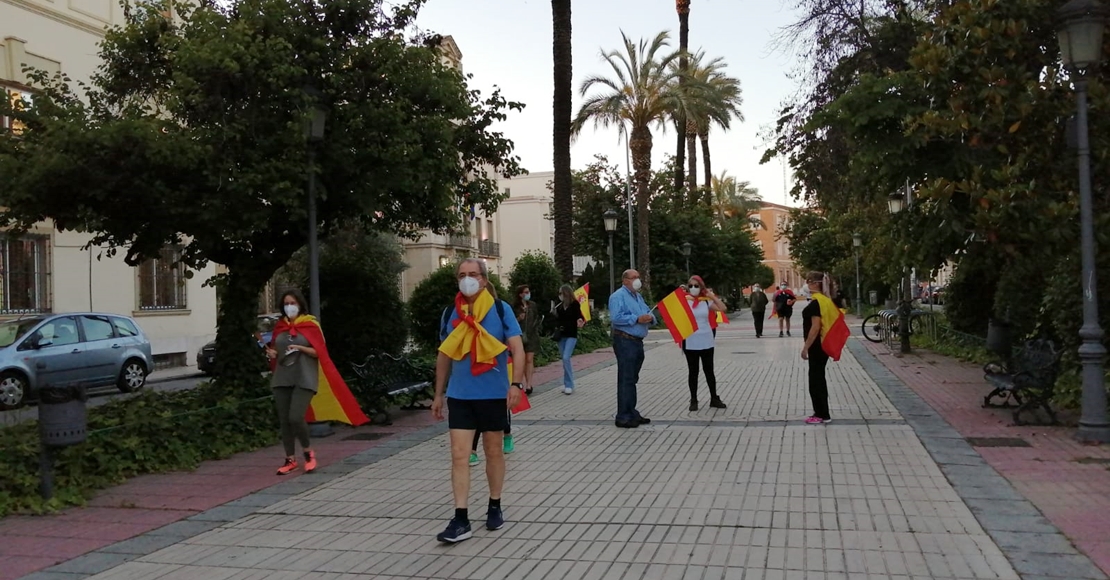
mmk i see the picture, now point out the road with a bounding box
[0,374,207,428]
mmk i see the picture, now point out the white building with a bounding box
[2,3,218,369]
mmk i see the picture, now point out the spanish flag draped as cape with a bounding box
[271,315,370,426]
[811,292,850,361]
[688,295,729,328]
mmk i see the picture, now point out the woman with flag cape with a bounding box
[266,289,369,476]
[799,271,850,425]
[681,275,729,412]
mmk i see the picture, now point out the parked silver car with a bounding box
[0,313,154,409]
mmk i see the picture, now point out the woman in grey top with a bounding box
[265,289,319,475]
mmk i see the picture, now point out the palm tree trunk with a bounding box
[686,118,698,195]
[700,130,712,205]
[551,0,574,281]
[674,1,690,194]
[630,124,654,290]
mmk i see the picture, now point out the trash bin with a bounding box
[38,383,88,447]
[986,319,1012,359]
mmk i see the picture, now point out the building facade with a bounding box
[2,1,219,369]
[496,171,554,272]
[752,202,803,290]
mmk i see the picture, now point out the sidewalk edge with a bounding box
[848,339,1108,580]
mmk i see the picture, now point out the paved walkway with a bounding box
[16,317,1107,580]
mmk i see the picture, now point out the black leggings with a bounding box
[472,410,511,452]
[684,347,718,402]
[808,348,830,420]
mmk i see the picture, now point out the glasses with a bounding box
[688,284,700,288]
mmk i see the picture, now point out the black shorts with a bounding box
[447,397,509,432]
[778,307,793,319]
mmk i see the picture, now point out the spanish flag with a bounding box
[715,310,730,326]
[658,287,698,343]
[812,292,850,361]
[271,315,371,426]
[574,283,591,322]
[507,355,530,413]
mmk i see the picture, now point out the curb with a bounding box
[848,339,1108,580]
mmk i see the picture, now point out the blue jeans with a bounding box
[613,334,645,422]
[558,337,577,391]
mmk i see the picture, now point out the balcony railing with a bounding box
[478,240,500,257]
[448,233,474,249]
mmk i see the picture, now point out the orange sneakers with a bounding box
[303,450,317,473]
[276,457,298,475]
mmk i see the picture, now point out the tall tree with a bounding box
[685,51,744,200]
[573,31,684,290]
[551,0,574,280]
[710,171,762,228]
[673,0,691,194]
[0,0,524,386]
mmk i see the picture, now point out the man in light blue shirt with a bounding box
[608,269,655,428]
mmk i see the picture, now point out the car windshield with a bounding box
[0,319,43,348]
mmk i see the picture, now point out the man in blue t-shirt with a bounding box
[431,258,524,544]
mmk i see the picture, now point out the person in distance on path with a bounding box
[749,284,768,338]
[608,269,655,428]
[553,284,586,395]
[772,282,796,337]
[682,275,728,412]
[431,258,525,543]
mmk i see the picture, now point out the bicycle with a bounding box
[862,310,927,343]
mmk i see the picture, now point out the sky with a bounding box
[415,0,803,207]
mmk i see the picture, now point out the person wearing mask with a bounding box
[432,259,524,543]
[554,284,586,395]
[513,285,541,395]
[749,285,769,338]
[800,271,838,424]
[772,282,797,337]
[609,269,655,429]
[683,275,728,411]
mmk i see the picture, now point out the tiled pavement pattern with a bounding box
[19,319,1104,579]
[859,336,1110,577]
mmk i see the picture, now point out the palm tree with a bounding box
[686,52,743,202]
[551,0,574,281]
[711,171,763,228]
[573,31,684,289]
[673,0,691,195]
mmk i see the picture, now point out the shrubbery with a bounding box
[0,384,277,516]
[509,251,564,317]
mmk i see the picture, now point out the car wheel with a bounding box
[117,359,148,393]
[0,371,28,410]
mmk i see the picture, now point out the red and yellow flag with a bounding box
[658,287,698,343]
[688,296,729,328]
[574,283,591,322]
[812,292,850,361]
[271,315,371,426]
[715,310,729,326]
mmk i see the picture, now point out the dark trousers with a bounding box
[752,312,765,337]
[808,347,831,420]
[613,334,645,422]
[683,348,718,402]
[273,386,313,456]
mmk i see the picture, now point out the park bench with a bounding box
[982,338,1060,426]
[350,351,434,424]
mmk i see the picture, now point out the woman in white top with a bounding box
[683,275,728,412]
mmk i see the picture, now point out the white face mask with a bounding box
[688,286,701,297]
[283,304,299,319]
[631,278,643,292]
[459,276,481,297]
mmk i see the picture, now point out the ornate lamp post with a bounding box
[303,87,327,319]
[853,233,863,317]
[603,209,619,296]
[1058,0,1110,443]
[682,242,692,278]
[887,189,912,354]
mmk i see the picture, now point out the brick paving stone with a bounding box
[58,323,1033,580]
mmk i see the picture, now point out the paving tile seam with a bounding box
[25,348,629,580]
[847,339,1110,580]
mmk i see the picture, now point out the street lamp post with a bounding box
[888,189,912,355]
[853,233,863,317]
[603,209,619,296]
[682,242,692,278]
[304,87,327,319]
[1058,0,1110,443]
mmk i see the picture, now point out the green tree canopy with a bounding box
[0,0,524,385]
